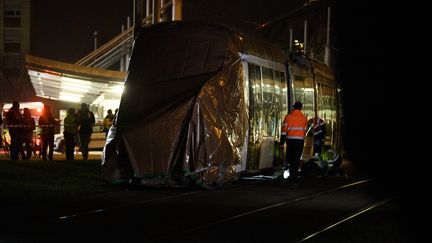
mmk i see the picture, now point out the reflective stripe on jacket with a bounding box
[281,110,308,140]
[308,117,326,137]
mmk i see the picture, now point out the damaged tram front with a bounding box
[102,21,341,187]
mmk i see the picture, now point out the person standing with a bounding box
[5,101,23,160]
[308,116,327,157]
[39,104,56,160]
[280,101,308,185]
[21,108,35,159]
[102,109,114,137]
[63,107,78,160]
[77,103,95,160]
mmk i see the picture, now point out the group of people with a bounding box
[63,103,96,160]
[2,101,55,160]
[279,101,327,186]
[1,101,97,161]
[64,105,117,160]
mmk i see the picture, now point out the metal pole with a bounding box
[324,6,331,66]
[303,20,307,55]
[152,0,160,24]
[172,0,182,21]
[289,28,293,53]
[120,25,125,72]
[133,0,135,27]
[146,0,150,19]
[134,0,144,36]
[93,30,98,51]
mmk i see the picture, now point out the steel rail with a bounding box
[150,179,373,242]
[0,180,261,230]
[296,197,395,242]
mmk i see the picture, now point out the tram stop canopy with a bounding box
[102,21,285,187]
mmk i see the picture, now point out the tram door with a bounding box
[246,62,287,170]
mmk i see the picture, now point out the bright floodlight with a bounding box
[283,170,290,179]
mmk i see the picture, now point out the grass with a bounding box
[0,159,113,205]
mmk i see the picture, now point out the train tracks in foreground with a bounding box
[0,177,399,242]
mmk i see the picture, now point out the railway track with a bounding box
[0,177,400,242]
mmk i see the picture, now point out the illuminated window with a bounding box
[247,63,288,169]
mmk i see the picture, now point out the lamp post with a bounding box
[93,30,98,51]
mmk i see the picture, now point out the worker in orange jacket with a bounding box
[280,101,308,182]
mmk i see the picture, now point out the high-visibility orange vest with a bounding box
[281,110,308,140]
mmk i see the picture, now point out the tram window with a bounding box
[262,67,276,137]
[247,63,262,169]
[248,63,262,143]
[247,63,288,169]
[274,71,287,138]
[293,75,314,119]
[319,85,337,148]
[294,79,304,104]
[303,77,314,119]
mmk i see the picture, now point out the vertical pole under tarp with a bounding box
[152,0,160,24]
[324,6,331,66]
[172,0,182,20]
[289,28,293,53]
[303,20,307,55]
[134,0,144,36]
[93,30,98,51]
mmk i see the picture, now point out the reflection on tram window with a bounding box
[293,75,314,119]
[248,63,262,144]
[247,63,262,169]
[274,70,287,139]
[262,67,275,137]
[247,63,288,169]
[318,84,337,147]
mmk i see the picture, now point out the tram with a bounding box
[102,21,341,186]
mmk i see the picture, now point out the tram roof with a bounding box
[240,35,287,64]
[139,21,287,65]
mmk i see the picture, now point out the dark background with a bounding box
[30,0,306,62]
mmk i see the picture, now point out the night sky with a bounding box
[30,0,307,63]
[30,0,133,63]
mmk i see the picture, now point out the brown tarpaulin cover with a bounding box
[102,21,284,187]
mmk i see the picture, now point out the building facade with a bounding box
[0,0,34,102]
